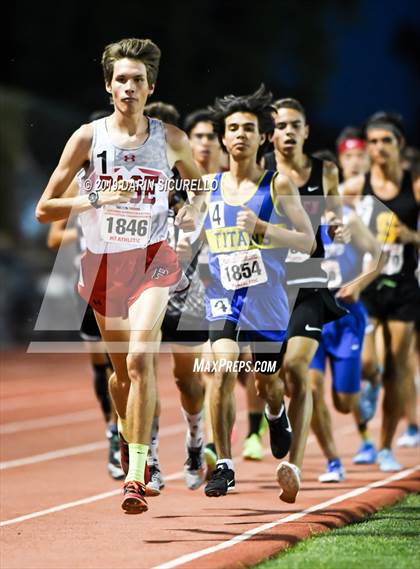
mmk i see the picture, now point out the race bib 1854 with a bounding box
[219,249,267,290]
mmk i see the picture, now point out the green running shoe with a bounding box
[242,433,264,461]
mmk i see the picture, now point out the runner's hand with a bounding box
[336,282,360,303]
[175,204,198,231]
[236,207,260,234]
[328,216,351,244]
[98,179,135,206]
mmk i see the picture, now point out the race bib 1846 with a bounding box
[100,206,151,247]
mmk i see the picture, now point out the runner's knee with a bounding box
[126,352,153,381]
[333,393,355,414]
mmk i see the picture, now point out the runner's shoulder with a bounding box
[273,171,298,195]
[164,123,189,151]
[70,123,94,154]
[322,160,339,176]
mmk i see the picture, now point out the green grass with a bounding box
[254,493,420,569]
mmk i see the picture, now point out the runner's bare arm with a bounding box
[395,175,420,247]
[36,125,94,223]
[323,160,353,242]
[47,220,78,251]
[336,213,386,301]
[36,124,131,223]
[323,160,341,216]
[243,173,314,253]
[165,124,207,230]
[46,180,80,250]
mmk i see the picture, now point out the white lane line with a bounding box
[1,393,181,413]
[0,390,94,412]
[153,466,420,569]
[0,442,108,470]
[0,409,100,434]
[0,419,379,526]
[0,397,181,434]
[0,409,248,470]
[0,422,187,471]
[0,470,185,527]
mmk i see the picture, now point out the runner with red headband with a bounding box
[336,127,370,184]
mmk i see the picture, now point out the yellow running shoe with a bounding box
[242,433,264,461]
[258,415,268,437]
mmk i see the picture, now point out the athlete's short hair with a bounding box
[209,84,275,159]
[101,38,161,87]
[364,111,405,144]
[144,101,180,126]
[336,126,364,148]
[273,98,306,122]
[183,109,217,137]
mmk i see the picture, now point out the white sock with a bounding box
[216,458,234,471]
[182,408,204,448]
[147,416,160,467]
[265,403,284,421]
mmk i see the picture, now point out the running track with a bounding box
[1,352,419,569]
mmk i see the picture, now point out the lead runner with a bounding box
[36,37,206,514]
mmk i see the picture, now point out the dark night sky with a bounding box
[4,0,420,149]
[315,0,420,137]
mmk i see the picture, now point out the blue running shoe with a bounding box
[358,382,381,423]
[353,441,377,464]
[397,426,420,448]
[318,458,346,482]
[377,448,402,472]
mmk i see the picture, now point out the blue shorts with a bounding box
[205,282,289,341]
[310,301,367,394]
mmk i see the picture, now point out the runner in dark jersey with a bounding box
[342,111,420,471]
[264,98,348,496]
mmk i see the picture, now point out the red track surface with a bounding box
[1,352,419,569]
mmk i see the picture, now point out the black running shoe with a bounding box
[265,402,292,459]
[184,445,207,490]
[204,463,235,497]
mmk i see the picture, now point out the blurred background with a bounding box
[2,0,419,346]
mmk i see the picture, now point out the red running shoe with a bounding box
[121,481,148,514]
[118,433,150,483]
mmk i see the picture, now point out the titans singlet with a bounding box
[204,170,290,339]
[321,206,364,289]
[78,117,173,254]
[321,205,368,354]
